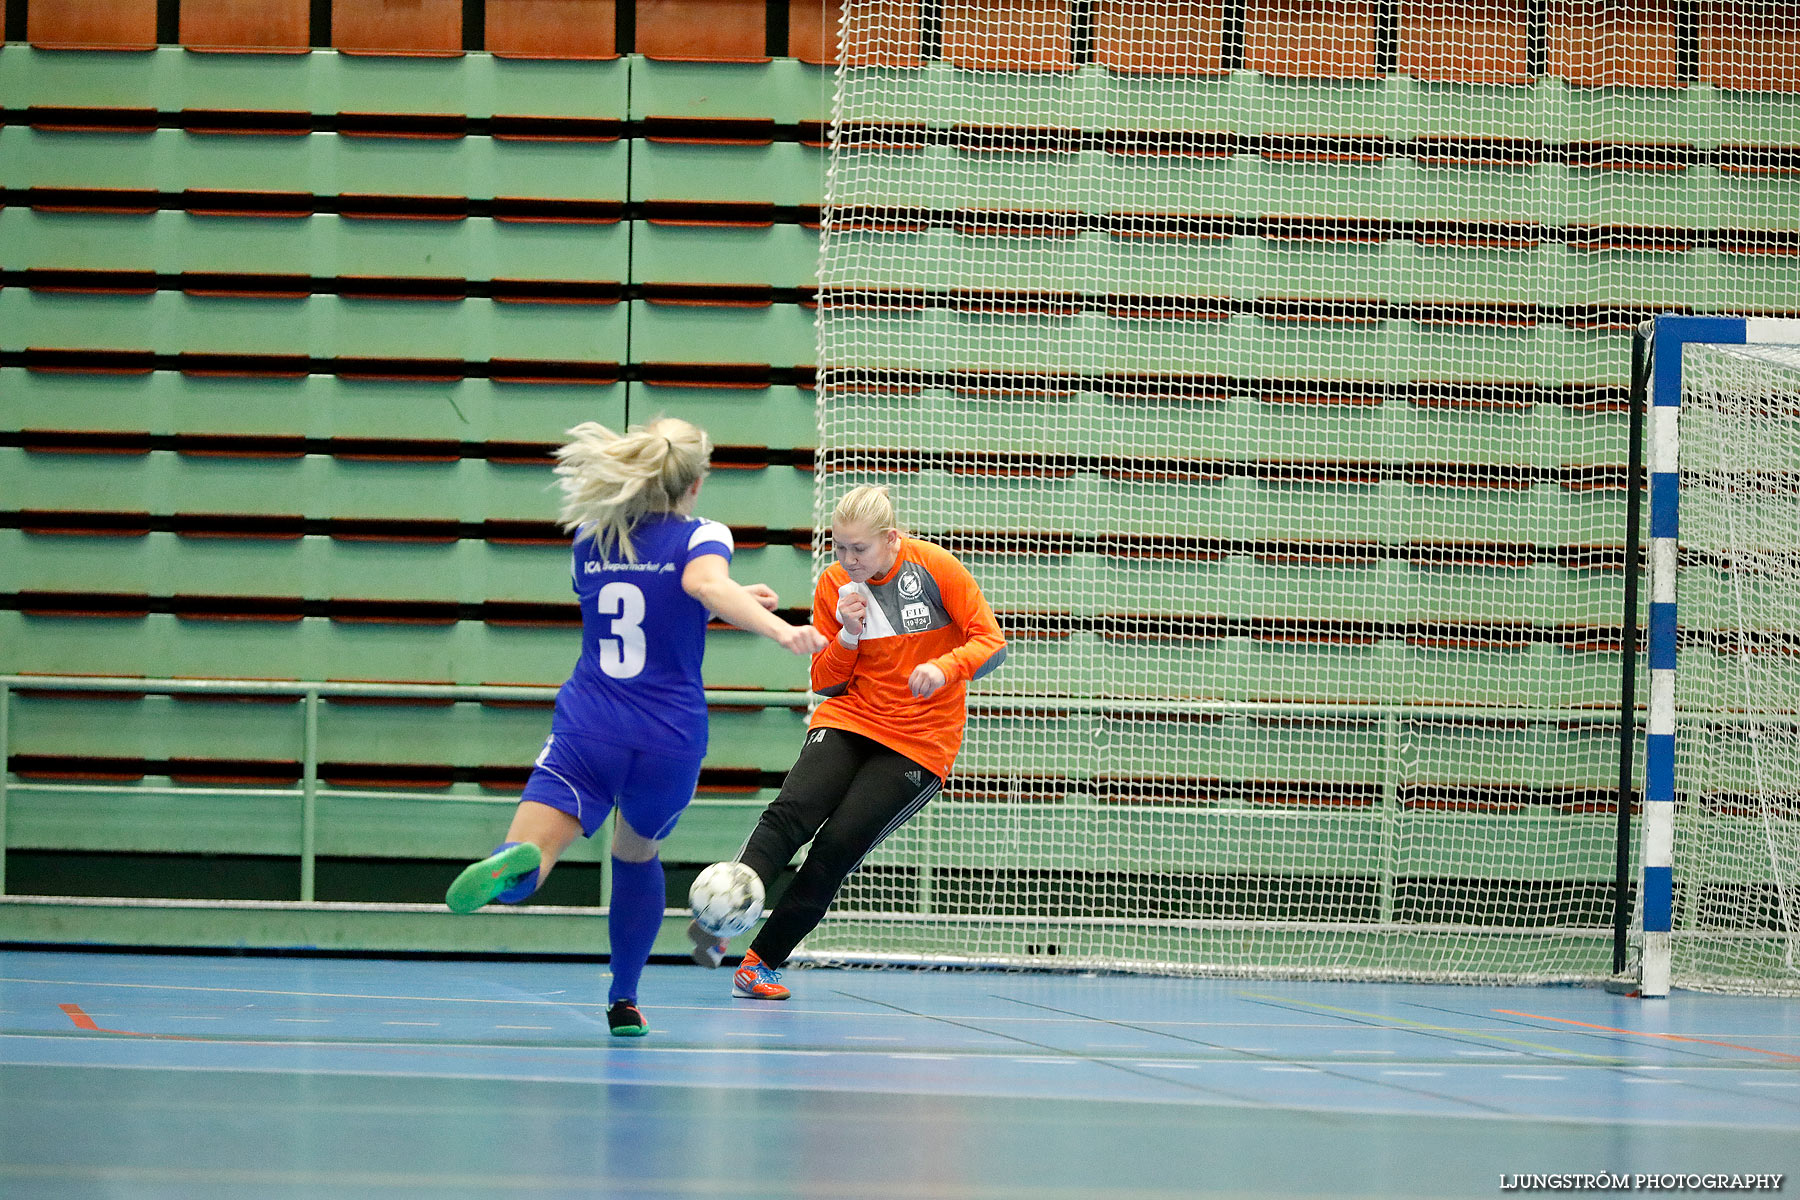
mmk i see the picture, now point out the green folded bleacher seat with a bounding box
[0,529,160,596]
[629,57,827,123]
[0,446,161,513]
[699,625,820,690]
[0,369,626,443]
[628,299,816,369]
[1401,160,1564,227]
[1100,711,1385,786]
[702,703,810,771]
[725,543,816,604]
[315,696,550,767]
[630,221,819,288]
[633,382,816,449]
[485,55,629,120]
[956,709,1099,778]
[976,628,1099,697]
[630,139,819,207]
[481,295,629,362]
[0,208,166,272]
[953,546,1099,616]
[1399,244,1559,309]
[7,689,302,771]
[699,463,816,530]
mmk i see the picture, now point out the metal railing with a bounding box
[0,675,809,900]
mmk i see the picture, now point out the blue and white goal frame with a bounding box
[1640,315,1800,998]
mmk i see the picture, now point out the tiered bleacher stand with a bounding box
[1,0,832,950]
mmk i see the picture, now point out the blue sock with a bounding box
[491,842,541,904]
[607,855,665,1005]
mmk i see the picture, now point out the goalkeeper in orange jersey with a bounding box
[688,484,1008,998]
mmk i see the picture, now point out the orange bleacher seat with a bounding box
[836,0,925,66]
[1397,1,1531,85]
[942,0,1073,71]
[1548,0,1678,88]
[181,0,312,52]
[634,0,769,60]
[333,0,463,56]
[486,0,618,58]
[1703,3,1800,93]
[789,0,845,65]
[28,0,158,49]
[1097,1,1228,75]
[1244,0,1379,80]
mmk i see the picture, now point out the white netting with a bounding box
[803,2,1800,980]
[1672,342,1800,996]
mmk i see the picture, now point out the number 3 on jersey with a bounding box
[595,582,647,678]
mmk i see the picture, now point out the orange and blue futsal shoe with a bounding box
[445,841,542,914]
[731,949,790,1000]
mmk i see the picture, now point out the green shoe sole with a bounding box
[444,842,542,914]
[607,1002,649,1037]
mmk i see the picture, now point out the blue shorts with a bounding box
[518,728,703,841]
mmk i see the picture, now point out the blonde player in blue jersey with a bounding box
[444,417,826,1036]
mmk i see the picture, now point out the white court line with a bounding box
[1503,1074,1566,1081]
[273,1019,330,1024]
[1382,1070,1445,1077]
[1454,1050,1522,1058]
[1,977,594,1009]
[13,1051,1799,1134]
[1743,1081,1800,1088]
[1011,1057,1081,1065]
[12,978,1432,1034]
[381,1021,439,1027]
[495,1025,552,1031]
[1133,1062,1201,1070]
[1260,1066,1321,1073]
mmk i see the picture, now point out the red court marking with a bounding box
[1495,1009,1800,1063]
[59,1003,102,1031]
[60,1002,200,1042]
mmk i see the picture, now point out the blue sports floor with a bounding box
[2,950,1797,1198]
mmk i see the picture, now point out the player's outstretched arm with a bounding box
[682,555,826,656]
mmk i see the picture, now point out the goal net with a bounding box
[1666,341,1800,995]
[803,2,1800,982]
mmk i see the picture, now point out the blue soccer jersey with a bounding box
[550,513,733,755]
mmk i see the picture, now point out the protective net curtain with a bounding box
[810,0,1800,983]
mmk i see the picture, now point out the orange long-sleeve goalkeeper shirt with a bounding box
[809,538,1008,781]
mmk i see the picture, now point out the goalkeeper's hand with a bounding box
[909,663,947,699]
[836,582,867,644]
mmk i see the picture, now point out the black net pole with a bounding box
[1614,324,1651,975]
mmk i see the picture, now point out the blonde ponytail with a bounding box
[831,483,905,537]
[554,416,712,562]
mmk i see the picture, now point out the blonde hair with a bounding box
[831,484,905,538]
[554,416,712,562]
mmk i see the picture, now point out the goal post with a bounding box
[1642,315,1800,998]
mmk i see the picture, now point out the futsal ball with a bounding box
[689,861,765,939]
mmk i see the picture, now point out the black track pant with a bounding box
[741,728,941,968]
